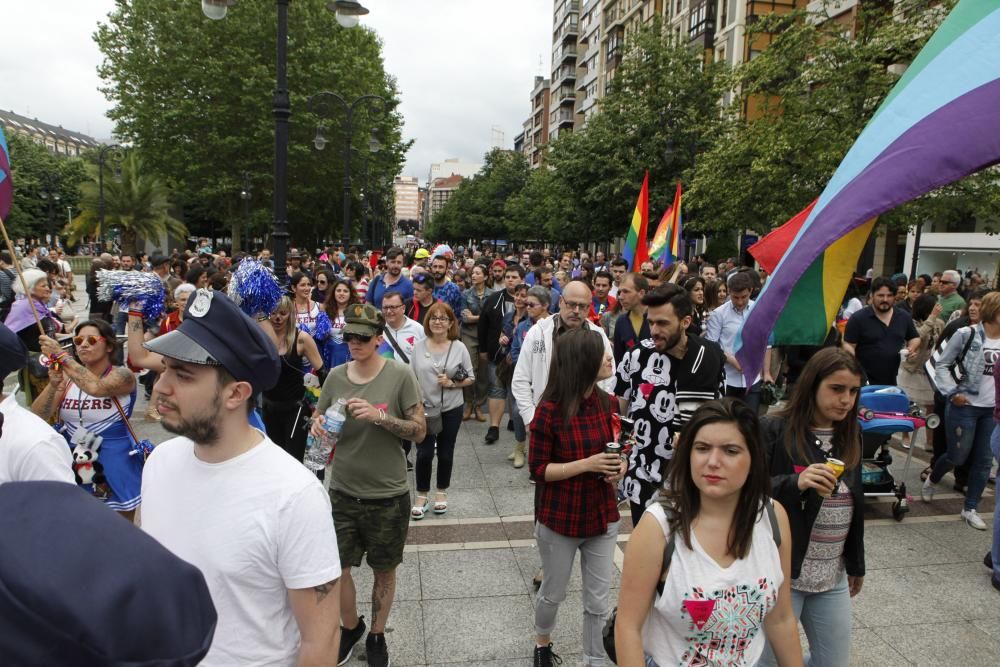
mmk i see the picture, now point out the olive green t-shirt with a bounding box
[316,359,422,499]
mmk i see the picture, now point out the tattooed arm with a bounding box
[126,311,165,371]
[288,577,341,666]
[344,398,426,442]
[37,336,137,399]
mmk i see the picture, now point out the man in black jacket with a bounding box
[477,264,523,443]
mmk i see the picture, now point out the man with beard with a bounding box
[140,290,342,666]
[614,284,725,524]
[429,255,465,324]
[844,275,919,385]
[367,247,413,309]
[489,259,507,291]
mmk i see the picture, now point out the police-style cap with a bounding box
[0,322,28,376]
[144,288,280,392]
[0,481,217,666]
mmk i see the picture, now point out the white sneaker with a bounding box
[961,509,987,530]
[921,478,936,502]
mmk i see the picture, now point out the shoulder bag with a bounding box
[422,341,453,437]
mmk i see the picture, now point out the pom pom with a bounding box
[312,311,333,341]
[228,258,283,317]
[96,270,166,320]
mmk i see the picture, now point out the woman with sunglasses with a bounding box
[460,264,493,422]
[311,270,332,304]
[291,272,332,372]
[410,303,475,518]
[615,400,801,667]
[529,327,623,667]
[322,278,358,369]
[34,320,142,519]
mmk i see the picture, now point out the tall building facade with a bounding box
[393,176,420,226]
[427,158,481,185]
[0,109,99,157]
[549,0,580,142]
[518,76,551,168]
[426,174,465,222]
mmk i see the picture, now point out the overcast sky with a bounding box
[1,0,553,181]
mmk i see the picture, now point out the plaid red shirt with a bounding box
[530,391,620,538]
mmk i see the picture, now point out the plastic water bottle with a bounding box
[304,399,347,471]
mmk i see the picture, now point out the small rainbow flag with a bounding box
[377,340,395,360]
[650,181,682,265]
[736,0,1000,384]
[621,171,649,271]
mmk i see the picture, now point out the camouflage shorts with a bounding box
[330,490,410,571]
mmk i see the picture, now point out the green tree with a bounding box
[3,133,87,241]
[69,152,187,257]
[94,0,407,248]
[688,0,967,235]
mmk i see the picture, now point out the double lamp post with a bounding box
[202,0,382,280]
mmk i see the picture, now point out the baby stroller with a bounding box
[858,385,940,521]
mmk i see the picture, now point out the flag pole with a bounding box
[0,215,47,337]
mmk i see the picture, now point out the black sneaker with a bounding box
[986,551,993,571]
[337,616,366,666]
[485,426,500,444]
[507,418,514,431]
[365,632,390,667]
[533,642,563,667]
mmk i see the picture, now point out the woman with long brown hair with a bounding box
[615,400,800,667]
[529,327,623,667]
[322,277,358,370]
[757,347,866,667]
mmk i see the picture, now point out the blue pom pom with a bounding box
[228,258,283,317]
[96,270,166,320]
[312,311,333,341]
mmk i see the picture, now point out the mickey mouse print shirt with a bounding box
[614,334,725,510]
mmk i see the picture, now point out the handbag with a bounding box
[423,341,453,437]
[111,396,155,464]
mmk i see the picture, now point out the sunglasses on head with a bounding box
[74,335,105,347]
[412,274,431,284]
[344,333,373,344]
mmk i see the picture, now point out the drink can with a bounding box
[604,442,623,456]
[826,457,846,479]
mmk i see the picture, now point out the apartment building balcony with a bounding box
[555,17,580,43]
[551,84,577,107]
[554,43,579,63]
[554,0,581,26]
[688,0,715,48]
[550,107,575,128]
[552,65,577,87]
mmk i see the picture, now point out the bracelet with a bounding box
[127,311,144,318]
[374,408,386,425]
[256,314,270,322]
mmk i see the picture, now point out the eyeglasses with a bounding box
[344,333,373,343]
[429,316,451,323]
[383,304,404,311]
[562,300,590,312]
[73,335,105,347]
[316,280,328,286]
[526,301,543,309]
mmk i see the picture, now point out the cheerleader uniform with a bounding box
[58,373,142,512]
[294,301,333,372]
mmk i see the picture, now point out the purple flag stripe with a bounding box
[737,78,1000,383]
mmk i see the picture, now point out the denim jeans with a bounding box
[415,405,463,492]
[506,392,526,442]
[486,360,507,399]
[991,425,1000,581]
[758,573,852,667]
[930,403,994,511]
[535,520,619,665]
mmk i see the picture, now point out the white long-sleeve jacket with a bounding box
[511,316,616,426]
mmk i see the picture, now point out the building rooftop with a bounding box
[0,109,100,148]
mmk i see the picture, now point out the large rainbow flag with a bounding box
[736,0,1000,384]
[650,181,682,265]
[0,128,12,220]
[621,171,649,271]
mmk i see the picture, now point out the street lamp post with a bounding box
[42,172,61,249]
[97,143,120,250]
[240,171,252,252]
[309,92,386,248]
[201,0,370,280]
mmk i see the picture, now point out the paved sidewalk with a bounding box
[124,402,1000,667]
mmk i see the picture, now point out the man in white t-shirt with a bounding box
[141,290,342,666]
[381,290,424,363]
[0,324,75,485]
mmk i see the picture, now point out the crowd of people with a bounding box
[0,237,997,666]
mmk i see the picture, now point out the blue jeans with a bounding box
[758,573,851,667]
[991,425,1000,581]
[506,392,526,442]
[930,403,994,511]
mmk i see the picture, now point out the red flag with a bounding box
[748,199,818,274]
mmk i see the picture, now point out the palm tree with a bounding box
[69,152,187,256]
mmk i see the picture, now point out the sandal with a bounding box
[433,492,448,514]
[411,495,430,520]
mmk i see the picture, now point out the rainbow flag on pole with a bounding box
[0,128,12,220]
[650,181,682,265]
[621,171,649,271]
[736,0,1000,384]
